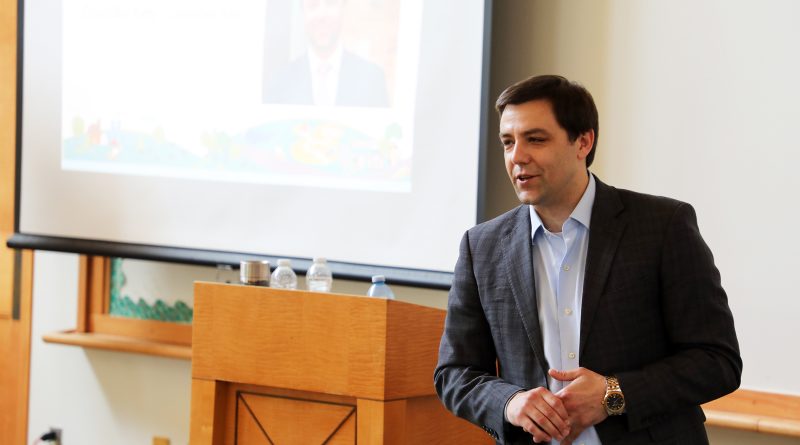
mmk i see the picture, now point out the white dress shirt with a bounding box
[529,173,601,445]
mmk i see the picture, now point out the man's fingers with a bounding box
[549,367,581,382]
[542,389,571,424]
[521,417,551,444]
[528,405,566,441]
[537,398,571,438]
[507,387,572,440]
[560,425,585,445]
[522,388,570,440]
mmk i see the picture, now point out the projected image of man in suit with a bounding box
[434,75,742,444]
[263,0,389,107]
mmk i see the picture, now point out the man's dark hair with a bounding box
[496,75,599,167]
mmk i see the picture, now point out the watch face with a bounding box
[606,393,625,412]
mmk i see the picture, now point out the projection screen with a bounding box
[10,0,493,287]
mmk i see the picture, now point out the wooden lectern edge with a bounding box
[191,283,447,401]
[193,280,435,308]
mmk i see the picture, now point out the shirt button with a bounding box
[563,265,570,271]
[564,308,573,316]
[568,352,576,359]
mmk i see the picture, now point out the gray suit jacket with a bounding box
[434,176,742,445]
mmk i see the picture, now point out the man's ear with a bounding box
[576,129,595,161]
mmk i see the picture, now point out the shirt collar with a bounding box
[529,172,596,238]
[571,172,596,229]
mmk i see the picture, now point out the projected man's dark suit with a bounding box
[263,51,389,108]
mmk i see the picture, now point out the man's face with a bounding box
[302,0,344,56]
[500,99,592,207]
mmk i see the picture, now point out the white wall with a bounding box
[27,252,192,445]
[598,0,800,397]
[489,0,800,395]
[26,1,800,444]
[487,0,800,443]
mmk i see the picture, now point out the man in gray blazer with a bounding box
[434,75,741,444]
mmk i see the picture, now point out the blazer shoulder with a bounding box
[614,186,690,219]
[466,205,526,244]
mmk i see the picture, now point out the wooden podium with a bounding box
[189,282,490,444]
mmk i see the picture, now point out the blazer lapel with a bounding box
[580,177,626,357]
[503,206,549,377]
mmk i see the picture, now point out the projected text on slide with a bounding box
[61,0,422,192]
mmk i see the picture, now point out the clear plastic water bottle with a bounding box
[306,257,333,292]
[270,259,298,289]
[367,275,395,299]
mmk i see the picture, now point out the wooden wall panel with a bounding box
[0,0,14,227]
[0,235,11,317]
[0,0,30,443]
[0,251,33,445]
[0,0,17,318]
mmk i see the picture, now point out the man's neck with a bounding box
[534,171,590,233]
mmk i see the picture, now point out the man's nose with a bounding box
[509,144,530,165]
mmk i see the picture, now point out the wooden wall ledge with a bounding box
[703,389,800,437]
[43,330,191,360]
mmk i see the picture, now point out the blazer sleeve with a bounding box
[434,231,525,443]
[615,203,742,432]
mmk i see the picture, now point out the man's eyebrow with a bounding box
[498,128,548,138]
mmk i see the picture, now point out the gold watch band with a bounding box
[606,375,621,392]
[603,375,626,415]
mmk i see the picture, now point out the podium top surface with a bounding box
[191,282,446,400]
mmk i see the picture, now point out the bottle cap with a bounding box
[371,275,386,283]
[313,257,327,263]
[240,260,270,285]
[278,259,291,267]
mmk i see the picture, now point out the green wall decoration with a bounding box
[108,258,193,323]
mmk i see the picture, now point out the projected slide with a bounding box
[61,0,421,192]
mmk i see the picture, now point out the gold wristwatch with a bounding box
[602,376,626,415]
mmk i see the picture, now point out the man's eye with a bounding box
[528,137,545,143]
[501,140,513,148]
